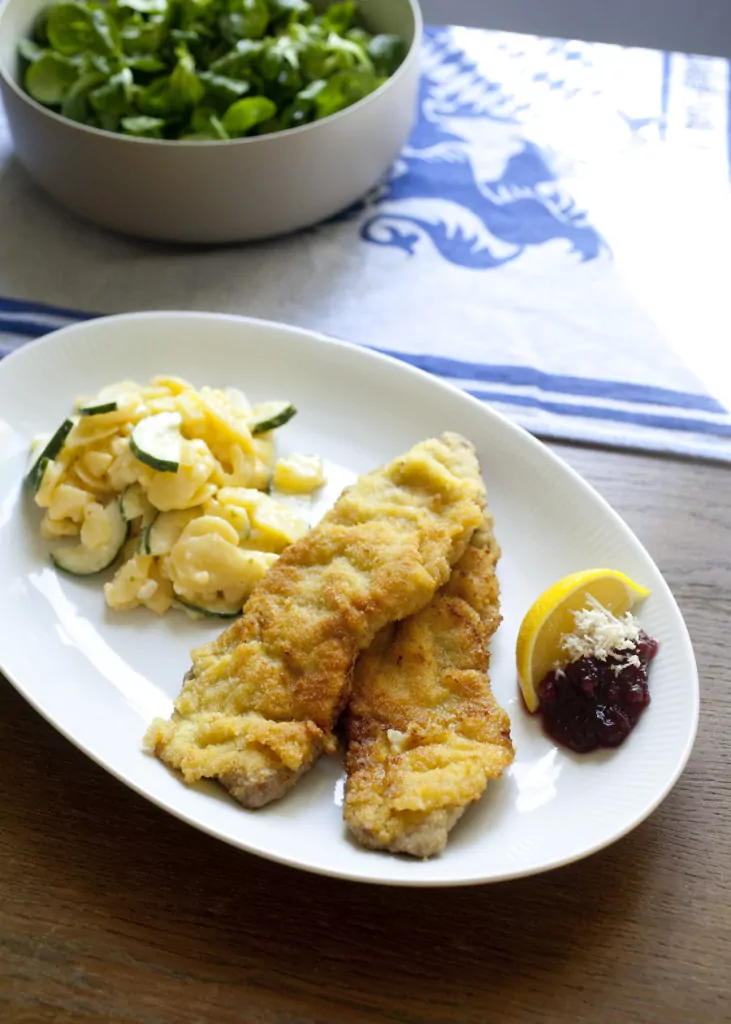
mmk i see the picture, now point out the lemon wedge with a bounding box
[516,569,651,713]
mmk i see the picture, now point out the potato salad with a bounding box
[26,376,326,618]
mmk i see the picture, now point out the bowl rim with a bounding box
[0,0,423,149]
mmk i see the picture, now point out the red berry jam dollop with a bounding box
[537,600,659,754]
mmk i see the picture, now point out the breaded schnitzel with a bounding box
[344,514,514,857]
[145,433,486,807]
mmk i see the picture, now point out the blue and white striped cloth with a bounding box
[1,26,730,461]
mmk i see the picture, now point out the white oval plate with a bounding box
[0,313,698,886]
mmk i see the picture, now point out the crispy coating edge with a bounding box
[344,516,515,857]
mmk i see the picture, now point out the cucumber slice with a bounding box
[79,401,118,417]
[26,437,52,494]
[143,509,194,557]
[76,381,139,416]
[138,518,155,555]
[33,457,52,494]
[248,402,296,435]
[25,418,75,491]
[26,434,50,476]
[176,597,242,619]
[120,484,154,523]
[51,500,128,577]
[130,412,182,473]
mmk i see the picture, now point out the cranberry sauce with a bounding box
[537,632,658,753]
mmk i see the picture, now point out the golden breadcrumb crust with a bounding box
[146,433,486,807]
[344,516,514,857]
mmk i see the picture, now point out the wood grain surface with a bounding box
[1,444,729,1024]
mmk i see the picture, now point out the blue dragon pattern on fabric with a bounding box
[352,28,606,269]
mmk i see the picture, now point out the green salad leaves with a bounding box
[19,0,408,140]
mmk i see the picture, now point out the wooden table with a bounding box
[1,444,728,1024]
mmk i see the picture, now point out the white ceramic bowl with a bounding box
[0,0,422,243]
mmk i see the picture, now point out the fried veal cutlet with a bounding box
[145,433,486,807]
[344,515,514,857]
